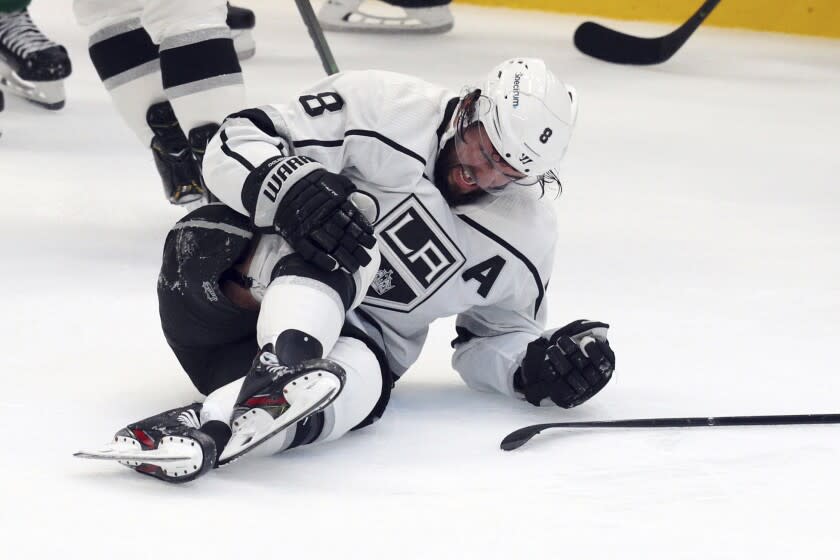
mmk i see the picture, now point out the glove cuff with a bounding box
[242,155,324,229]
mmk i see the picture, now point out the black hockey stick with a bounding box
[294,0,340,75]
[500,413,840,451]
[573,0,722,65]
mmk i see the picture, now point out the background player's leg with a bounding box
[142,0,244,140]
[74,0,162,146]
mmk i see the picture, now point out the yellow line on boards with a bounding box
[453,1,840,38]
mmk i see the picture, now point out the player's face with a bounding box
[453,123,526,193]
[436,123,528,205]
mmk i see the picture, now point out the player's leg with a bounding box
[205,332,391,462]
[212,224,380,460]
[141,0,244,148]
[78,202,381,480]
[73,0,244,205]
[76,203,261,483]
[151,205,380,464]
[73,0,201,204]
[74,0,161,146]
[82,275,388,481]
[79,203,259,483]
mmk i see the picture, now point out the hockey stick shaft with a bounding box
[573,0,722,65]
[500,413,840,451]
[294,0,340,75]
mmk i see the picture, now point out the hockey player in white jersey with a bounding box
[76,58,616,483]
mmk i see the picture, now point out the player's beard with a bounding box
[433,139,488,207]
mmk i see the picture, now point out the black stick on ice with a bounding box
[294,0,340,75]
[573,0,722,65]
[500,413,840,451]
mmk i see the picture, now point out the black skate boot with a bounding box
[75,403,217,484]
[219,349,346,464]
[147,101,208,206]
[227,3,256,61]
[0,9,72,109]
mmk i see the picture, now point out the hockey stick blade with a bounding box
[500,413,840,451]
[573,0,721,65]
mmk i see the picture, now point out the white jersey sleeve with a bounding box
[202,70,453,218]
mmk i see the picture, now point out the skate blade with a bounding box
[74,448,191,462]
[0,63,66,110]
[219,375,341,465]
[318,6,453,34]
[319,19,453,34]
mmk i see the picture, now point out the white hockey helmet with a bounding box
[477,58,578,178]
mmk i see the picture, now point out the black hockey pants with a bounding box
[157,204,392,428]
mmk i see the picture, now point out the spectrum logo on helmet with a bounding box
[512,72,522,108]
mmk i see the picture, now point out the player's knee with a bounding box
[158,205,252,294]
[272,253,362,311]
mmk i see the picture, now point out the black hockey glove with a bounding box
[274,168,376,273]
[515,320,615,408]
[244,155,376,274]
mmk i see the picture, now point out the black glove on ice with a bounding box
[515,320,615,408]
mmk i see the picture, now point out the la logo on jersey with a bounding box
[364,195,465,312]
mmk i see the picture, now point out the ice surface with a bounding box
[1,1,839,558]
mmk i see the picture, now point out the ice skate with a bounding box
[317,0,454,34]
[75,404,217,484]
[227,3,256,61]
[0,9,71,109]
[147,101,208,206]
[219,350,346,464]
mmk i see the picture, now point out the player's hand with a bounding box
[274,168,377,273]
[516,320,615,408]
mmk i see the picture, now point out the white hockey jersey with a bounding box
[203,70,558,399]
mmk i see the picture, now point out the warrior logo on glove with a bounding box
[515,320,615,408]
[244,154,377,274]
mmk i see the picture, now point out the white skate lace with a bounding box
[0,10,60,58]
[259,352,290,379]
[177,408,201,429]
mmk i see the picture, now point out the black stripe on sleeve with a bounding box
[226,108,281,140]
[292,138,345,149]
[88,28,158,82]
[160,38,241,89]
[291,130,426,168]
[457,215,545,318]
[345,130,426,167]
[219,129,256,172]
